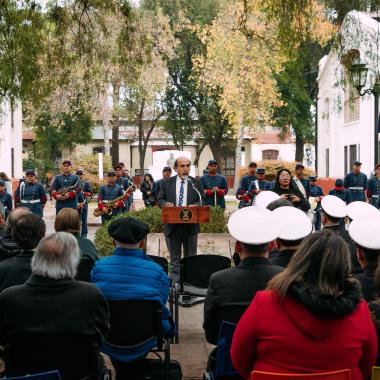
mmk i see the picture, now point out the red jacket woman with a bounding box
[231,230,377,380]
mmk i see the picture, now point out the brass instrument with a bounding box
[57,180,80,196]
[93,184,134,217]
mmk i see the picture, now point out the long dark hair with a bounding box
[268,230,352,297]
[144,173,154,184]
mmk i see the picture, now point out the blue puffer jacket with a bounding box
[91,247,174,361]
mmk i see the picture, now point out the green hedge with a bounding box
[94,206,229,257]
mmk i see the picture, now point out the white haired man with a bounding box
[0,232,110,379]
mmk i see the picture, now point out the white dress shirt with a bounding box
[176,175,188,206]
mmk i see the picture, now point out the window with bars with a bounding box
[262,149,279,160]
[344,83,360,123]
[349,144,357,168]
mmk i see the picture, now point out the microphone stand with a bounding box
[184,176,203,206]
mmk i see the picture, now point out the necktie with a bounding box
[178,180,185,206]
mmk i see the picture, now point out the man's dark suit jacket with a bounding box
[157,175,206,236]
[203,257,283,345]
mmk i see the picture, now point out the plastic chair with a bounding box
[179,255,231,307]
[372,366,380,380]
[250,369,351,380]
[2,371,62,379]
[147,255,169,274]
[104,300,171,380]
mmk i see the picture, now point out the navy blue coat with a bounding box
[329,189,351,204]
[344,172,367,202]
[367,177,380,208]
[309,185,324,210]
[201,174,228,209]
[0,192,12,218]
[15,182,47,216]
[52,174,80,210]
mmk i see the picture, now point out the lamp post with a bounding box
[350,61,380,169]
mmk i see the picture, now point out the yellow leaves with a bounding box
[194,1,283,130]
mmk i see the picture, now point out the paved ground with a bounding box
[43,200,227,379]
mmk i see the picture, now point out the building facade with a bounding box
[317,11,379,178]
[0,100,23,179]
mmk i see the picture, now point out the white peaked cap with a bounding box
[272,206,312,240]
[346,201,380,220]
[349,217,380,249]
[321,195,347,218]
[228,206,280,245]
[255,191,280,209]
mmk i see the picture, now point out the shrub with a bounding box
[94,206,229,256]
[238,160,315,181]
[72,154,113,193]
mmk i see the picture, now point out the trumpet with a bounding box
[93,184,134,217]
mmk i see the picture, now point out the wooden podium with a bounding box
[162,206,210,224]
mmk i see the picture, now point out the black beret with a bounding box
[208,160,218,165]
[162,166,172,172]
[25,170,36,176]
[108,217,150,244]
[62,160,72,166]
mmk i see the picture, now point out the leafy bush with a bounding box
[72,154,113,193]
[94,206,229,256]
[238,160,315,181]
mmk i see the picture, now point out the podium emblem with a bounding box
[179,208,193,222]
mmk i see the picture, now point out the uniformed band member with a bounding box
[116,162,135,211]
[97,171,125,224]
[367,164,380,208]
[76,170,92,238]
[246,168,271,205]
[329,178,351,204]
[349,217,380,302]
[201,160,228,209]
[0,180,12,219]
[344,160,367,202]
[155,166,172,198]
[309,176,324,231]
[14,170,47,217]
[236,162,257,208]
[293,163,310,198]
[51,160,80,214]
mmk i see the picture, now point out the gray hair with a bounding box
[32,232,80,280]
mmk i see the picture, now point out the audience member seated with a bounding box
[269,206,312,268]
[54,208,99,282]
[204,207,283,345]
[204,207,283,376]
[231,229,377,380]
[0,213,45,292]
[349,218,380,303]
[91,217,175,363]
[0,232,110,379]
[0,208,31,262]
[321,195,362,274]
[0,204,5,238]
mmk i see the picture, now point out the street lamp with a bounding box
[349,61,380,168]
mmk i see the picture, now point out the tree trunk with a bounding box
[111,84,120,167]
[209,142,223,174]
[194,140,207,168]
[233,121,245,190]
[295,134,304,163]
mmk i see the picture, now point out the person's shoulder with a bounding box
[0,282,26,300]
[73,280,107,299]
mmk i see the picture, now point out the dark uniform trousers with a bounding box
[157,175,206,283]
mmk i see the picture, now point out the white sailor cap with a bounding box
[272,206,312,241]
[349,217,380,249]
[321,195,347,218]
[255,191,280,209]
[228,206,280,245]
[346,201,380,220]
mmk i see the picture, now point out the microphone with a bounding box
[184,175,203,206]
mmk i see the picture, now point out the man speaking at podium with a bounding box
[158,156,206,283]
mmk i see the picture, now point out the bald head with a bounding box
[5,207,31,235]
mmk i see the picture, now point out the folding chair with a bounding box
[178,255,231,307]
[104,300,172,380]
[203,322,243,380]
[3,334,105,380]
[2,370,62,379]
[250,369,351,380]
[147,254,179,344]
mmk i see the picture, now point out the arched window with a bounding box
[262,150,279,160]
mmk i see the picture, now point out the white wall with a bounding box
[251,143,296,162]
[0,100,23,178]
